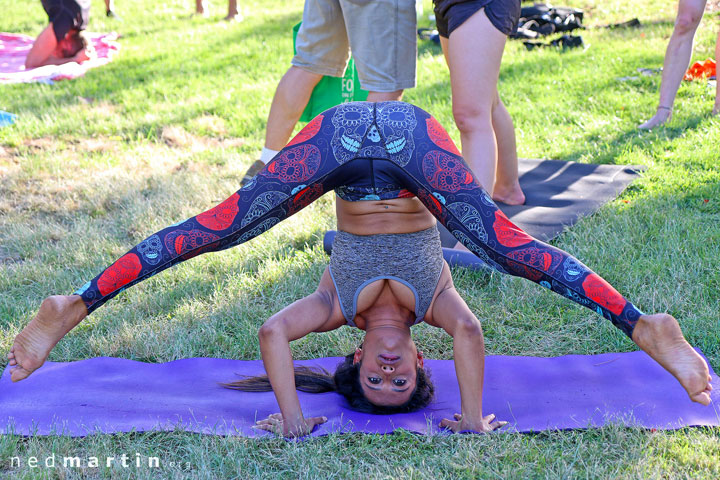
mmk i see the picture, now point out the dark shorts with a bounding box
[41,0,90,42]
[434,0,520,38]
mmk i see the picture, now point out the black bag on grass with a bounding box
[513,3,584,39]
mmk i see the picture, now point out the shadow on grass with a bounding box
[555,113,708,164]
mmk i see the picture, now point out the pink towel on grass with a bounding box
[0,32,119,84]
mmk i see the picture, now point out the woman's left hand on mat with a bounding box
[253,412,328,437]
[439,413,507,433]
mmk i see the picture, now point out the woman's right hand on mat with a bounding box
[439,413,507,434]
[253,412,328,437]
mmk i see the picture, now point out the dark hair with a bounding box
[59,30,88,58]
[222,353,434,414]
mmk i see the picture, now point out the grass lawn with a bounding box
[1,0,719,478]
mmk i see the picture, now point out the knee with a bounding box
[675,9,703,35]
[452,103,493,136]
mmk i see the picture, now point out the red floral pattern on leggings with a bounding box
[493,210,533,247]
[425,117,461,155]
[422,150,476,193]
[164,230,221,256]
[582,273,627,315]
[264,144,322,183]
[287,115,324,146]
[197,193,240,231]
[288,184,324,215]
[97,253,142,296]
[507,247,563,275]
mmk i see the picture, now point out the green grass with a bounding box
[1,0,720,478]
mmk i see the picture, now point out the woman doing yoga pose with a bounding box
[26,0,94,69]
[8,102,712,437]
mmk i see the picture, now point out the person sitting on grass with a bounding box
[8,101,712,438]
[25,0,95,69]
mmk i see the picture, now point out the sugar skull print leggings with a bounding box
[75,102,643,337]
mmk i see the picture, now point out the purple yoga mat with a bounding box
[1,351,718,437]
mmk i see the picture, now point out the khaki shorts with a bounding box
[292,0,417,92]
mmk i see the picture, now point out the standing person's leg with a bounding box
[440,11,503,195]
[8,107,352,382]
[264,66,324,153]
[241,0,350,184]
[341,0,416,103]
[490,94,524,204]
[437,3,523,205]
[195,0,207,15]
[104,0,116,16]
[225,0,241,20]
[265,0,349,157]
[433,61,523,208]
[639,0,707,129]
[381,102,711,404]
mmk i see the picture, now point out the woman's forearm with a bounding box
[452,325,486,421]
[258,328,305,425]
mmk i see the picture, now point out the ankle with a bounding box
[494,179,521,193]
[259,147,279,164]
[68,295,89,320]
[656,105,673,119]
[632,314,681,347]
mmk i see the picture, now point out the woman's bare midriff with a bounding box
[336,196,436,235]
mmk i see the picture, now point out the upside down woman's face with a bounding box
[354,327,424,406]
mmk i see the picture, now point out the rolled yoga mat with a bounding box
[1,350,717,437]
[325,159,645,270]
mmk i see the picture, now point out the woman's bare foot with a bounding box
[492,181,526,206]
[638,106,672,130]
[7,295,87,382]
[631,313,713,405]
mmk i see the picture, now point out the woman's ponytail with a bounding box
[221,365,337,393]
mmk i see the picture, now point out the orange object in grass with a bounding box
[684,59,716,81]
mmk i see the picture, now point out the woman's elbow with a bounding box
[455,316,484,340]
[258,318,287,343]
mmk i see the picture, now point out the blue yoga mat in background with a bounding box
[0,110,17,127]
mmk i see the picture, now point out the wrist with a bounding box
[460,407,483,421]
[281,411,305,425]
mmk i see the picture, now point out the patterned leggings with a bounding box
[76,102,642,337]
